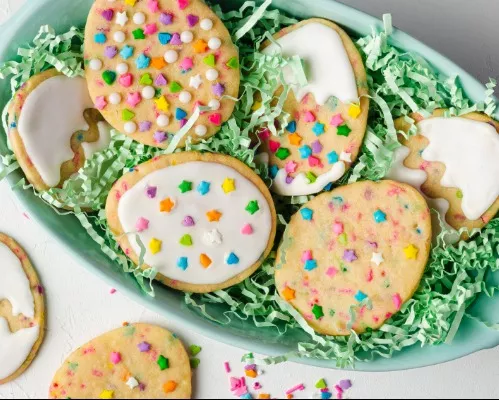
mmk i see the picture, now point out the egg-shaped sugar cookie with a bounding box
[49,323,191,399]
[275,180,431,336]
[106,152,277,293]
[386,110,499,237]
[260,19,369,196]
[7,69,112,192]
[84,0,240,148]
[0,233,45,385]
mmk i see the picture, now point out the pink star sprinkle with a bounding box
[94,96,107,110]
[304,111,316,123]
[135,217,149,232]
[144,23,158,35]
[285,160,297,173]
[127,92,142,107]
[180,57,194,70]
[147,0,159,12]
[326,267,338,277]
[330,113,344,127]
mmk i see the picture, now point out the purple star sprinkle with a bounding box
[155,73,167,86]
[212,83,225,97]
[170,33,182,45]
[139,121,152,132]
[137,341,151,352]
[311,140,323,154]
[187,14,199,27]
[285,176,294,184]
[160,12,173,25]
[339,380,352,390]
[146,186,157,198]
[343,249,358,262]
[101,9,114,21]
[182,216,195,227]
[153,131,167,143]
[104,46,118,59]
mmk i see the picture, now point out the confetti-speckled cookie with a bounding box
[84,0,240,148]
[275,180,431,336]
[386,110,499,235]
[49,323,191,399]
[106,152,277,293]
[259,18,369,196]
[0,233,45,385]
[7,69,112,192]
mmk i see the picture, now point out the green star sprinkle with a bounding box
[178,180,192,193]
[275,147,291,160]
[245,200,260,215]
[157,355,169,370]
[312,304,324,319]
[337,124,352,137]
[132,28,145,40]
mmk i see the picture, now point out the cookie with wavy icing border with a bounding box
[49,323,191,399]
[7,69,112,192]
[259,18,369,196]
[84,0,240,148]
[386,109,499,235]
[106,152,277,293]
[274,180,431,336]
[0,233,45,385]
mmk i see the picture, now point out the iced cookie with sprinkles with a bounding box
[0,233,45,384]
[274,180,431,336]
[260,19,369,196]
[386,110,499,237]
[49,323,191,399]
[84,0,240,148]
[106,152,277,293]
[7,69,112,192]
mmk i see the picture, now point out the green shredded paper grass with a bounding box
[0,1,498,368]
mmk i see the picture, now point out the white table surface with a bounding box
[1,0,498,398]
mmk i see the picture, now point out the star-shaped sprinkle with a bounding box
[94,96,107,110]
[126,92,142,107]
[135,217,149,232]
[115,11,128,27]
[348,104,361,119]
[373,209,387,223]
[179,234,193,246]
[403,244,419,260]
[311,304,324,319]
[285,160,297,173]
[354,291,368,302]
[330,113,344,127]
[339,151,352,162]
[371,252,384,266]
[327,151,339,164]
[300,208,313,220]
[206,210,222,222]
[282,286,295,301]
[159,197,175,213]
[312,122,325,136]
[275,147,291,160]
[311,140,323,154]
[222,178,235,194]
[137,341,151,352]
[197,181,210,195]
[149,238,162,254]
[157,355,169,370]
[177,257,188,270]
[343,249,358,262]
[337,124,352,137]
[299,145,312,159]
[288,132,302,146]
[245,200,260,215]
[178,180,192,193]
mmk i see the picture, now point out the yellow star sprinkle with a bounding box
[251,101,262,111]
[99,390,114,399]
[125,0,137,5]
[403,244,419,260]
[288,132,302,146]
[155,96,169,112]
[206,210,222,222]
[222,178,236,194]
[159,197,175,213]
[348,103,361,119]
[149,238,162,255]
[282,286,296,301]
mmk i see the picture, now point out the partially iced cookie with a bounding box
[275,180,431,336]
[106,152,277,293]
[8,69,112,192]
[84,0,240,148]
[260,19,369,196]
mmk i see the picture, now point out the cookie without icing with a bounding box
[259,18,369,196]
[8,69,112,192]
[275,180,432,336]
[0,233,45,385]
[84,0,240,148]
[106,152,277,293]
[49,323,191,399]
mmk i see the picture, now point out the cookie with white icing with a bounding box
[8,69,112,192]
[0,233,45,385]
[106,152,277,293]
[386,110,499,236]
[259,19,369,196]
[84,0,240,148]
[275,180,431,336]
[49,323,191,399]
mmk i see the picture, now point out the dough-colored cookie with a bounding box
[0,233,45,385]
[259,19,369,196]
[275,180,431,336]
[106,152,277,293]
[49,323,191,399]
[386,110,499,235]
[84,0,240,148]
[8,69,112,192]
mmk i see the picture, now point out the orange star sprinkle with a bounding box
[159,197,175,213]
[163,381,177,393]
[288,132,302,146]
[206,210,222,222]
[192,39,208,53]
[151,57,167,70]
[282,286,296,301]
[200,253,212,268]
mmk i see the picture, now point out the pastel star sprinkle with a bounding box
[163,381,177,394]
[373,209,387,223]
[120,45,134,59]
[337,124,352,137]
[138,342,151,352]
[126,92,141,107]
[275,147,291,160]
[135,53,150,69]
[157,355,169,370]
[200,253,212,268]
[312,122,325,136]
[403,244,419,260]
[330,113,344,127]
[343,249,358,262]
[177,257,189,270]
[354,291,368,302]
[197,181,211,195]
[371,252,384,266]
[159,198,175,213]
[245,200,260,215]
[288,132,302,146]
[135,217,149,232]
[178,180,192,193]
[327,151,339,164]
[149,238,162,254]
[348,104,361,119]
[299,145,312,159]
[115,12,129,27]
[339,151,352,162]
[222,178,236,193]
[311,304,324,319]
[282,286,295,301]
[226,252,240,265]
[179,234,193,246]
[206,210,222,222]
[285,160,297,173]
[300,208,313,220]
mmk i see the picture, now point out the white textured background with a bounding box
[0,0,498,398]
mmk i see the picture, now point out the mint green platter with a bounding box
[0,0,497,371]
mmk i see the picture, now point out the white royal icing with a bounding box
[0,318,39,380]
[0,242,35,319]
[262,22,359,105]
[17,75,95,187]
[118,162,273,285]
[81,121,112,159]
[418,117,499,220]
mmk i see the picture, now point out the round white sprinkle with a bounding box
[157,114,170,127]
[133,12,146,24]
[113,31,126,43]
[124,122,137,134]
[208,37,222,50]
[179,91,192,104]
[180,31,194,43]
[116,63,129,75]
[208,99,221,110]
[195,125,208,137]
[142,86,155,100]
[88,59,102,71]
[200,18,213,31]
[164,50,179,64]
[206,69,219,81]
[109,93,121,105]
